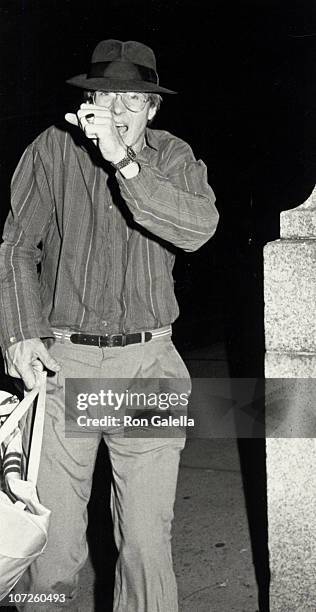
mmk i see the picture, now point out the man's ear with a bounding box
[148,105,158,122]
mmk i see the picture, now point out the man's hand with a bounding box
[5,338,61,390]
[65,104,126,163]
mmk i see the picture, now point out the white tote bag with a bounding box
[0,372,51,601]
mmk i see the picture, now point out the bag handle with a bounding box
[0,372,47,484]
[26,372,47,484]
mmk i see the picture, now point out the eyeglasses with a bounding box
[89,91,150,113]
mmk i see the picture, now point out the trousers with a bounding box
[16,331,190,612]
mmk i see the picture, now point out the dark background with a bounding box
[1,0,316,376]
[0,2,315,610]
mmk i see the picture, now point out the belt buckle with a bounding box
[99,334,126,348]
[108,334,123,347]
[99,334,113,348]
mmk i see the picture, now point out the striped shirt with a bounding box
[0,124,218,352]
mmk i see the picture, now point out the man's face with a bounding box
[93,91,157,152]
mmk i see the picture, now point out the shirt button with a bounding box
[101,320,108,327]
[109,205,113,210]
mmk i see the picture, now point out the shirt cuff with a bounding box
[0,324,54,355]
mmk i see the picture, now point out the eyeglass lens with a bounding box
[92,92,148,112]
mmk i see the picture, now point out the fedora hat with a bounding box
[66,39,176,94]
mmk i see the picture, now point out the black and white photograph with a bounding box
[0,1,315,611]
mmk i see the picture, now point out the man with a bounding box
[0,40,219,611]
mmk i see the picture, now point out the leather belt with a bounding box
[52,326,172,347]
[69,331,152,348]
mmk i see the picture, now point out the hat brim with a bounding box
[66,74,177,94]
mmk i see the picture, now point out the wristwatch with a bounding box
[113,146,137,170]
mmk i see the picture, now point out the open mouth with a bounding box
[116,125,128,135]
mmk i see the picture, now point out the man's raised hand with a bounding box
[65,104,126,163]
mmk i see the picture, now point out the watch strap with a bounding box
[113,146,137,170]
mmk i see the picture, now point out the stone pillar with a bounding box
[264,189,316,611]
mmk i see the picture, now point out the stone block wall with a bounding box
[264,189,316,611]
